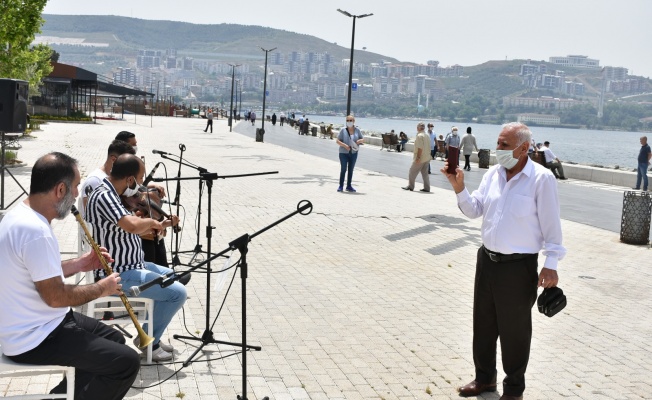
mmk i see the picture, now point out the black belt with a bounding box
[482,246,536,263]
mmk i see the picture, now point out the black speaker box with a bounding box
[0,79,29,133]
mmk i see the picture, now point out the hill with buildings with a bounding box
[36,15,652,130]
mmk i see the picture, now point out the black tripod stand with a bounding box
[133,199,313,400]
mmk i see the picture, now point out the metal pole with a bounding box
[346,16,356,117]
[260,47,276,139]
[337,9,373,117]
[227,64,240,132]
[239,81,242,120]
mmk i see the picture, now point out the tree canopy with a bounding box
[0,0,52,91]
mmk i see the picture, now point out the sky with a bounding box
[43,0,652,78]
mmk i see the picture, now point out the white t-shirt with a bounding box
[78,168,107,218]
[0,202,69,356]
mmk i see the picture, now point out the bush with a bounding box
[32,114,92,122]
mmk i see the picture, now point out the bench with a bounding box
[381,133,399,151]
[529,151,549,168]
[1,133,22,150]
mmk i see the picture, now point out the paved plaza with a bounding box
[1,116,651,399]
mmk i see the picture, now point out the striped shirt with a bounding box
[86,178,145,278]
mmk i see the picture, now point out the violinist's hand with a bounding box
[149,219,164,235]
[148,183,166,198]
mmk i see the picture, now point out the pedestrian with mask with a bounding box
[336,115,364,192]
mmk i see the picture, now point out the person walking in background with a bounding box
[445,126,461,164]
[204,108,213,133]
[441,122,565,400]
[428,123,437,174]
[402,122,431,192]
[540,141,567,180]
[279,112,286,126]
[397,131,408,152]
[336,115,364,192]
[271,113,277,126]
[460,126,479,171]
[249,110,256,126]
[634,136,651,190]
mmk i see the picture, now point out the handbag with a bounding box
[537,287,567,318]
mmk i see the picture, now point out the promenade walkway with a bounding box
[1,116,650,399]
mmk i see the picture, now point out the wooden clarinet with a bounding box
[71,205,154,349]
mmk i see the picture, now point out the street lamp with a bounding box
[227,63,241,132]
[239,80,243,120]
[235,79,239,119]
[337,9,373,117]
[259,46,276,141]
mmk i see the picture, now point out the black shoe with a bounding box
[419,189,430,192]
[559,177,568,180]
[402,186,413,191]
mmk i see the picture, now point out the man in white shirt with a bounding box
[541,141,567,180]
[441,122,565,400]
[0,152,139,399]
[427,123,437,174]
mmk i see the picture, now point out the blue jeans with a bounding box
[637,162,649,190]
[119,262,187,345]
[339,152,358,188]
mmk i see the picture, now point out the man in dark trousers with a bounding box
[634,136,651,190]
[441,122,566,400]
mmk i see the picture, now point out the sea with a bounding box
[303,115,643,170]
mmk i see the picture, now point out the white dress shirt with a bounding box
[541,146,557,163]
[456,158,566,270]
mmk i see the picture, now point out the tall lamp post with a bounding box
[227,63,241,132]
[337,9,373,117]
[239,80,243,120]
[235,79,239,119]
[259,46,276,140]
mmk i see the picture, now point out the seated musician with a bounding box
[0,152,140,399]
[86,154,187,362]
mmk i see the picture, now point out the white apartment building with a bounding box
[549,55,600,69]
[517,113,561,125]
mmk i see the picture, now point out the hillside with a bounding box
[40,14,398,65]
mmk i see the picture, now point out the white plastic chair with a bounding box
[0,345,75,400]
[85,295,154,364]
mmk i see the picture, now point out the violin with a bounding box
[121,188,180,240]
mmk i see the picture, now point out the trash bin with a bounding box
[311,126,318,136]
[256,128,265,142]
[620,191,652,244]
[478,149,490,169]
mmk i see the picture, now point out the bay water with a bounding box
[308,115,643,170]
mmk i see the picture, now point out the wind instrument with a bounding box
[71,205,154,349]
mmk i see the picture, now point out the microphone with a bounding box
[142,162,162,186]
[297,200,313,215]
[130,272,175,296]
[152,149,169,156]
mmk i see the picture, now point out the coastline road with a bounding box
[235,121,625,234]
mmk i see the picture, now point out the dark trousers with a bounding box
[8,310,140,400]
[464,154,471,169]
[472,247,538,397]
[428,149,436,173]
[204,119,212,132]
[339,152,358,188]
[142,237,169,267]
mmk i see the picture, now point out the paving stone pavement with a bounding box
[1,117,651,400]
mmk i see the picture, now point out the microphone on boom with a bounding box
[152,149,170,156]
[142,162,162,186]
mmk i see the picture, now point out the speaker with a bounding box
[0,79,29,133]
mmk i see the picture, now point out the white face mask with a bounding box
[452,131,458,136]
[123,176,141,197]
[132,146,138,154]
[495,144,524,170]
[346,121,354,128]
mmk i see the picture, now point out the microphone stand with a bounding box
[152,170,278,268]
[137,200,313,400]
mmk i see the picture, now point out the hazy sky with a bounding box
[43,0,652,78]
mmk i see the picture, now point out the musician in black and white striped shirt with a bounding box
[86,154,186,362]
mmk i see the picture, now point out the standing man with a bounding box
[402,122,431,192]
[445,126,461,164]
[460,126,479,171]
[249,110,256,126]
[441,122,565,400]
[0,152,140,399]
[634,136,651,191]
[86,154,187,362]
[204,108,213,133]
[540,141,567,180]
[279,111,286,126]
[427,123,437,174]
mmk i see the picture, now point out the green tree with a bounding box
[0,0,52,90]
